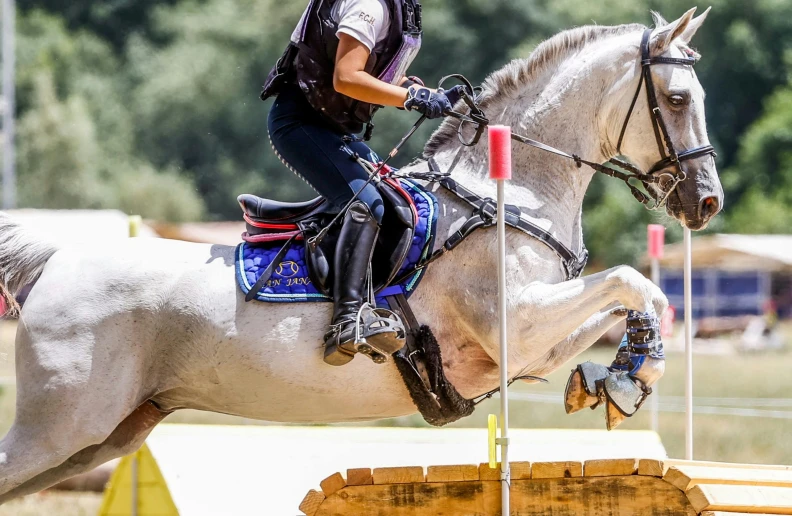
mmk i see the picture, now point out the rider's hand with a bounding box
[404,85,453,119]
[443,85,468,109]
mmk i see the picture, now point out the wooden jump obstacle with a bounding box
[299,458,792,515]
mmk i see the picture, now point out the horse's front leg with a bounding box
[524,307,629,379]
[513,265,667,430]
[514,265,667,351]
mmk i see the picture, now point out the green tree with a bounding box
[123,0,315,219]
[12,0,792,265]
[20,0,189,51]
[11,10,206,221]
[723,83,792,234]
[16,72,109,209]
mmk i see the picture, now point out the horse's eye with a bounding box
[668,94,687,106]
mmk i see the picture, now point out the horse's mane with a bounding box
[424,23,646,157]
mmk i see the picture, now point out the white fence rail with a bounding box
[508,392,792,420]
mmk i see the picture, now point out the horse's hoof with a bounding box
[323,343,355,366]
[564,368,601,414]
[605,399,628,430]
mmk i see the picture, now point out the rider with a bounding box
[261,0,464,366]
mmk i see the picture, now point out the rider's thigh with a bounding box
[267,88,384,222]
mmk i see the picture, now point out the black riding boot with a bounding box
[323,202,405,366]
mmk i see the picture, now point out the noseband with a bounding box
[616,28,717,206]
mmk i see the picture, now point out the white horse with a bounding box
[0,9,721,502]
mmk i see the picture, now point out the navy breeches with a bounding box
[267,85,385,224]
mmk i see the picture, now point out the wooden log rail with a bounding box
[300,458,792,515]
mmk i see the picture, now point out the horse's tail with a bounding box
[0,211,59,318]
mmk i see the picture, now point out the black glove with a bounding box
[404,86,453,119]
[443,85,468,108]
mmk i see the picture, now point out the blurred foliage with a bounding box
[8,0,792,264]
[14,10,204,221]
[21,0,188,51]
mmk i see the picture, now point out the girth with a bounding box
[384,293,474,426]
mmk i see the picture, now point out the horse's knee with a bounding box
[607,266,666,313]
[0,404,166,502]
[13,398,144,459]
[607,265,645,290]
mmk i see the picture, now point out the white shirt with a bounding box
[291,0,391,53]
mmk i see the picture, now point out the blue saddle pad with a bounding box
[236,179,438,304]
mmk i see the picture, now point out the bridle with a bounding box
[440,28,717,210]
[615,28,717,208]
[393,27,722,285]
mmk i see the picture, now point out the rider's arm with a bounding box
[333,33,409,108]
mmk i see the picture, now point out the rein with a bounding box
[392,29,723,286]
[441,28,716,210]
[448,108,672,207]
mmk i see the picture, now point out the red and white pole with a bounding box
[647,224,665,434]
[489,125,511,516]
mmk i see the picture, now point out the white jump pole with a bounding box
[683,227,694,460]
[489,125,512,515]
[129,215,142,516]
[647,225,665,434]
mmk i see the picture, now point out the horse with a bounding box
[0,8,721,502]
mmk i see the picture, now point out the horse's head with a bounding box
[612,8,723,230]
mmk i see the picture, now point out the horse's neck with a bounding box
[427,57,613,253]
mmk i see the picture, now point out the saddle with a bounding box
[236,175,475,426]
[237,174,421,299]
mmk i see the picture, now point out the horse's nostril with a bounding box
[700,196,720,220]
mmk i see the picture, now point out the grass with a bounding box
[457,346,792,465]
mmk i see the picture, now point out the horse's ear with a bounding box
[678,7,711,45]
[650,8,697,54]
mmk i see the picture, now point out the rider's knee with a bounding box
[354,186,384,224]
[370,199,385,224]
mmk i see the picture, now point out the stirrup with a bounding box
[354,303,406,363]
[323,304,406,366]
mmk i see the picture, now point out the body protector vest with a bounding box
[261,0,422,136]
